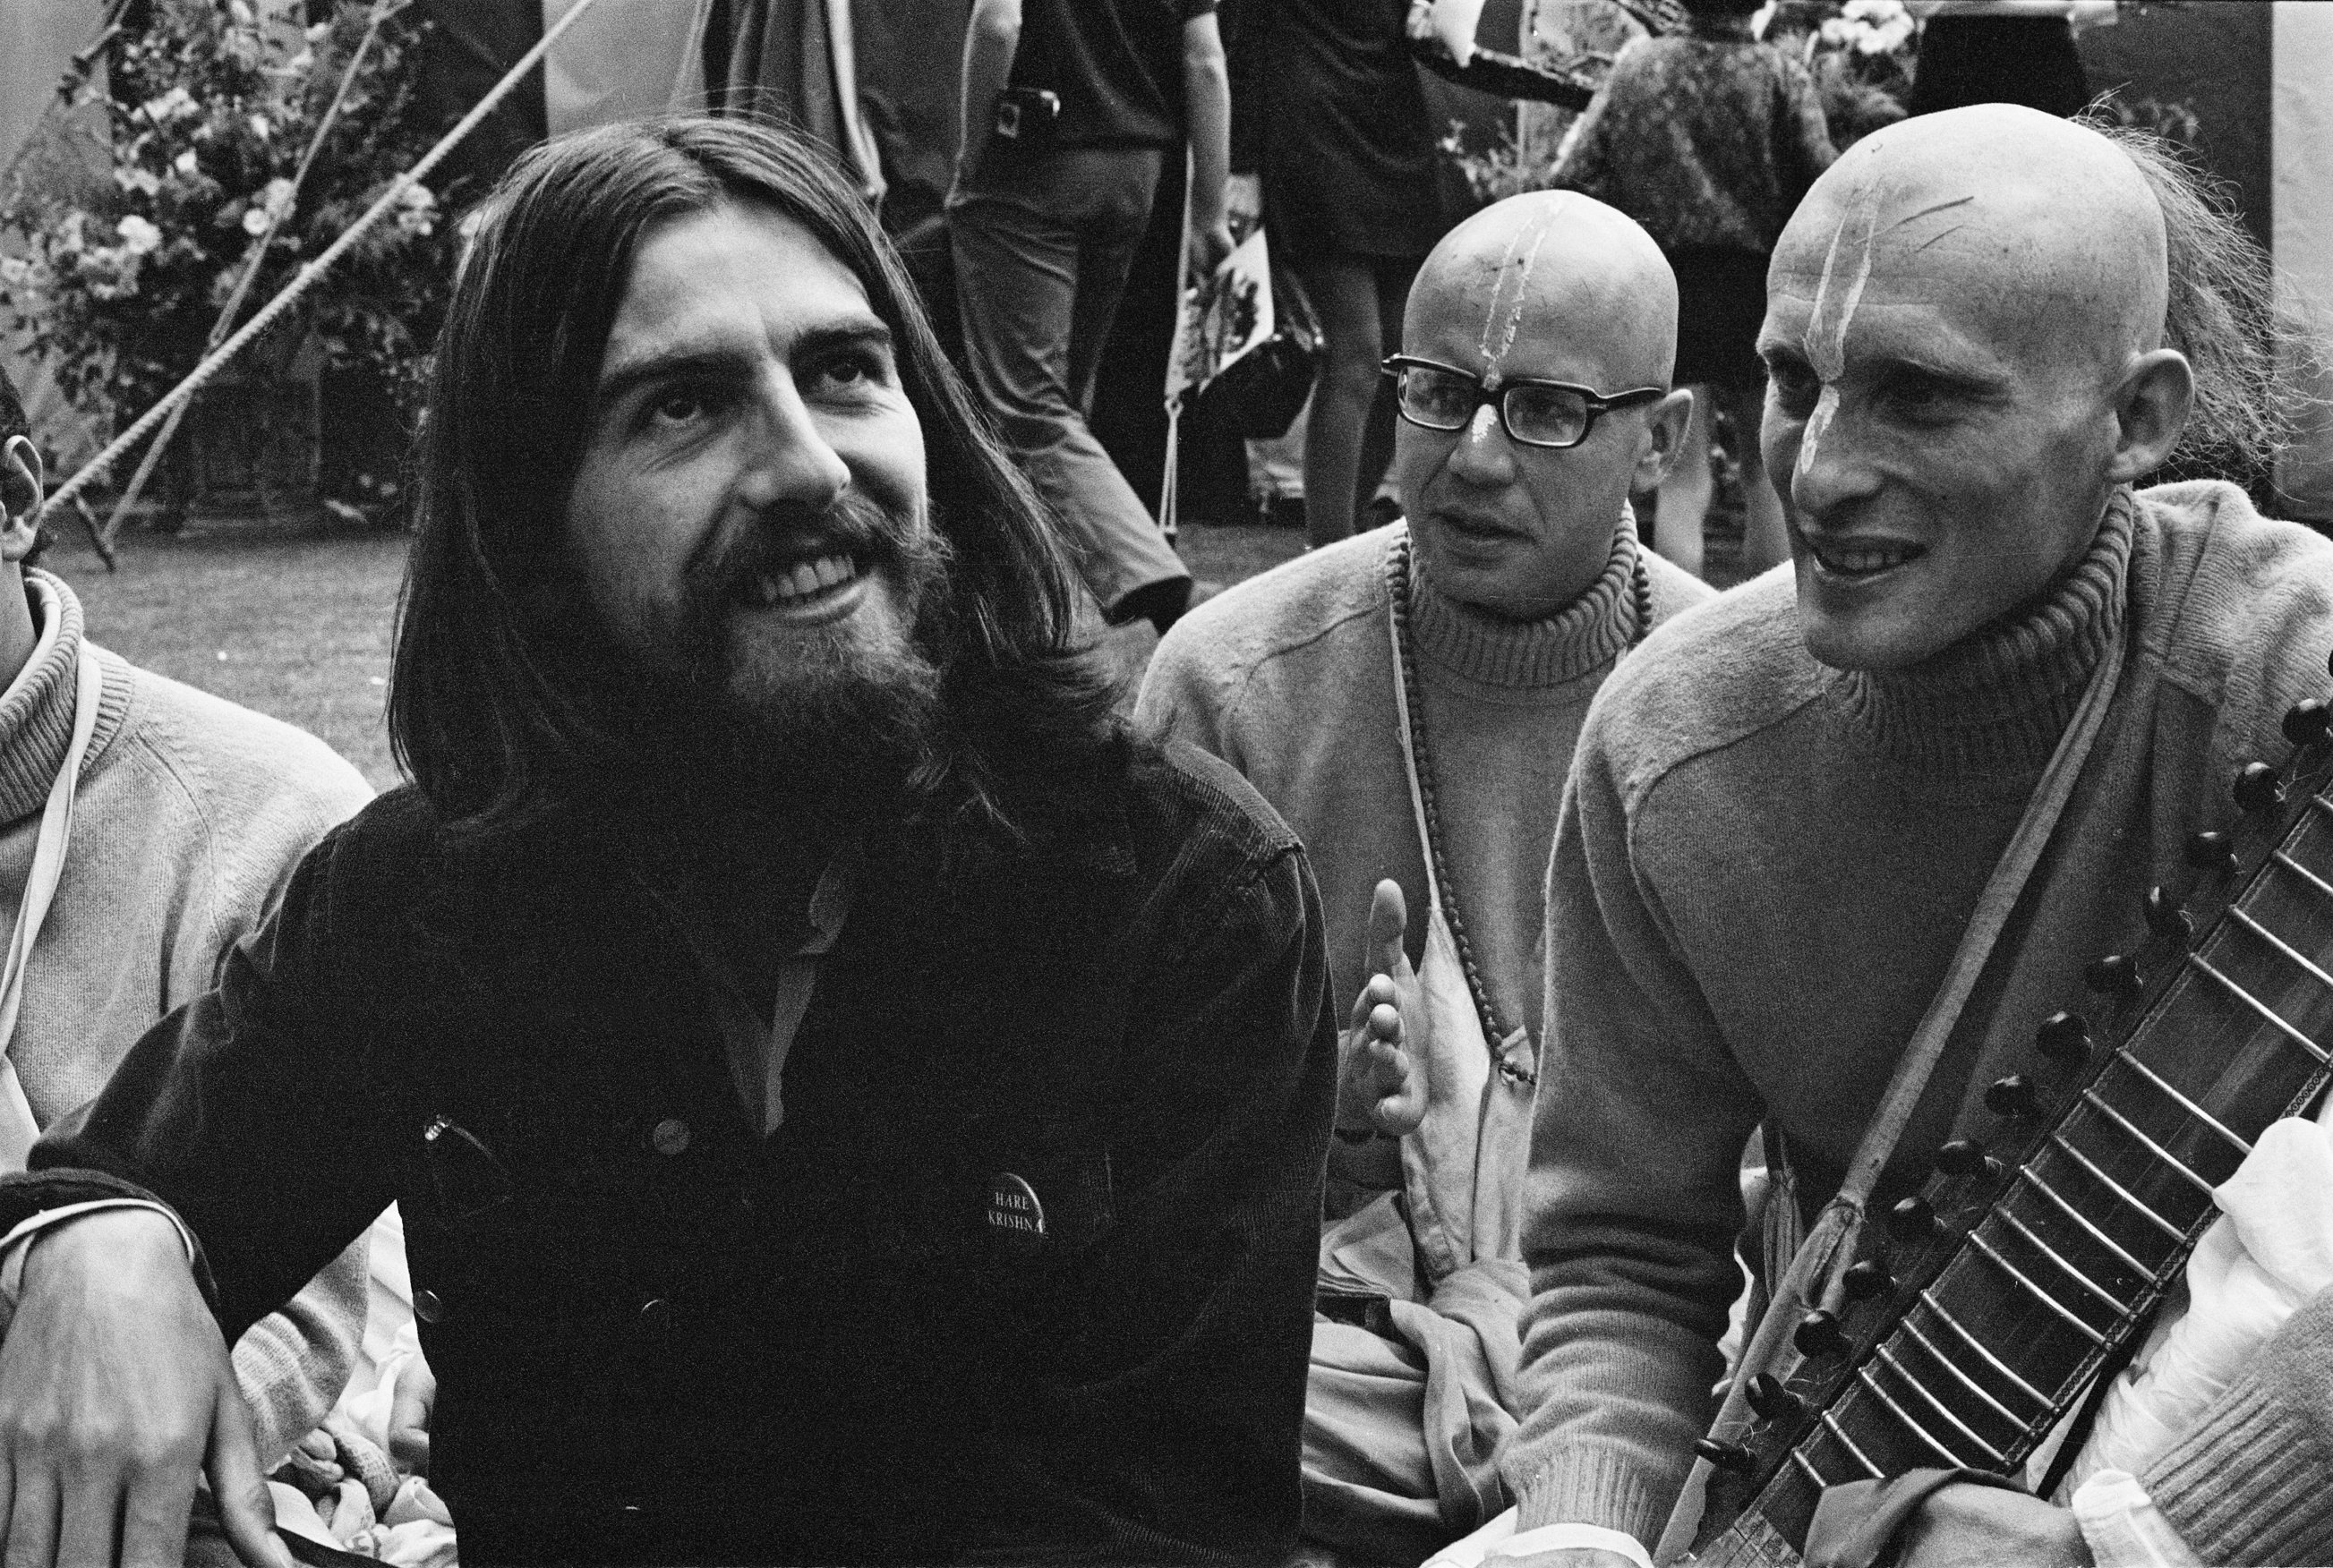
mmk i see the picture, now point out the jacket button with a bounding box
[413,1287,445,1324]
[650,1118,691,1156]
[637,1296,673,1334]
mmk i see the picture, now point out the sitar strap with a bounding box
[1666,604,2132,1557]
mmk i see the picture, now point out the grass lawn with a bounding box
[40,519,1307,794]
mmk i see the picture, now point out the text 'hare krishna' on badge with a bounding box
[986,1172,1046,1251]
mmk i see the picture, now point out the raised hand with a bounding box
[1339,878,1428,1139]
[0,1209,292,1568]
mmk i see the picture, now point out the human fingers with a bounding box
[1367,879,1409,981]
[205,1385,292,1568]
[115,1447,196,1568]
[0,1462,59,1568]
[51,1464,122,1568]
[1366,1000,1404,1048]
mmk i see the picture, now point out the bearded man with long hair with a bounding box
[0,117,1336,1568]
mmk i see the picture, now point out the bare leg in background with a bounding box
[1292,255,1417,550]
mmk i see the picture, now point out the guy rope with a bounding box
[30,0,612,554]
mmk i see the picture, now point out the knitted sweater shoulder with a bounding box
[1137,525,1397,758]
[1580,480,2333,809]
[1515,481,2333,1559]
[0,568,374,1467]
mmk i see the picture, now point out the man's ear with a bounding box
[1631,388,1696,491]
[2103,348,2194,486]
[0,437,44,565]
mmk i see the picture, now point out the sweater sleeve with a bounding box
[1131,622,1247,769]
[2141,1283,2333,1564]
[1500,712,1765,1547]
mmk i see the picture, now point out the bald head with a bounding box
[1776,106,2169,381]
[1391,192,1692,622]
[1406,191,1678,390]
[1756,104,2199,675]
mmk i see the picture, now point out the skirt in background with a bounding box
[1669,245,1770,390]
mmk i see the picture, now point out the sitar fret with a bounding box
[2021,1166,2155,1277]
[1852,1368,1965,1466]
[2104,1049,2252,1156]
[2047,1132,2188,1241]
[1992,1208,2132,1317]
[1871,1343,2009,1464]
[2184,950,2329,1063]
[1818,1410,1884,1479]
[1690,792,2333,1564]
[2079,1089,2218,1198]
[1963,1230,2108,1343]
[1897,1315,2028,1432]
[1915,1291,2052,1410]
[2229,905,2333,998]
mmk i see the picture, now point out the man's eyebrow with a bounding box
[593,342,755,411]
[592,319,895,410]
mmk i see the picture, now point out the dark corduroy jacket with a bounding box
[2,737,1337,1565]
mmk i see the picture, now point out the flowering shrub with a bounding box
[0,0,456,436]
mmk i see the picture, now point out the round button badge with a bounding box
[985,1172,1046,1251]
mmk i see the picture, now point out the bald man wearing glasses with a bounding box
[1135,191,1711,1562]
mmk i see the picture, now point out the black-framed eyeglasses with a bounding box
[1381,355,1666,450]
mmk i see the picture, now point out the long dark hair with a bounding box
[389,117,1117,848]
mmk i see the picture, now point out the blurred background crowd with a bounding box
[0,0,2328,617]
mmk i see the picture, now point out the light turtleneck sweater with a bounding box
[0,567,375,1465]
[1508,481,2333,1566]
[1134,517,1710,1044]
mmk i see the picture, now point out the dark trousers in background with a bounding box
[948,144,1191,618]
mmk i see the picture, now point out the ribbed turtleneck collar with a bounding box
[1832,490,2136,772]
[0,569,93,826]
[1405,511,1645,688]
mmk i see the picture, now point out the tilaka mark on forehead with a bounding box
[1474,202,1566,391]
[1794,188,1975,475]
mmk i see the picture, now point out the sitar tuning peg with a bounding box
[2084,953,2142,996]
[1986,1073,2041,1118]
[2037,1010,2093,1063]
[1934,1138,1999,1180]
[1842,1259,1894,1301]
[1746,1372,1805,1423]
[1695,1437,1757,1474]
[1793,1309,1850,1359]
[2234,762,2285,814]
[2184,831,2237,873]
[1887,1195,1936,1243]
[2143,887,2192,943]
[2286,698,2332,748]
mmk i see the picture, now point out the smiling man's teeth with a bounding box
[1816,541,1919,574]
[758,553,861,605]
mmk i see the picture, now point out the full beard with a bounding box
[566,490,958,830]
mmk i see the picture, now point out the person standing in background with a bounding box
[948,0,1233,637]
[1553,0,1834,581]
[1222,0,1448,552]
[1904,1,2114,120]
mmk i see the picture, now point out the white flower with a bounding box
[242,205,271,236]
[175,149,200,177]
[261,176,298,218]
[392,181,438,237]
[285,48,314,73]
[0,257,34,289]
[57,210,87,253]
[306,20,330,42]
[112,166,162,196]
[139,87,197,125]
[249,114,271,141]
[116,214,163,255]
[229,0,255,24]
